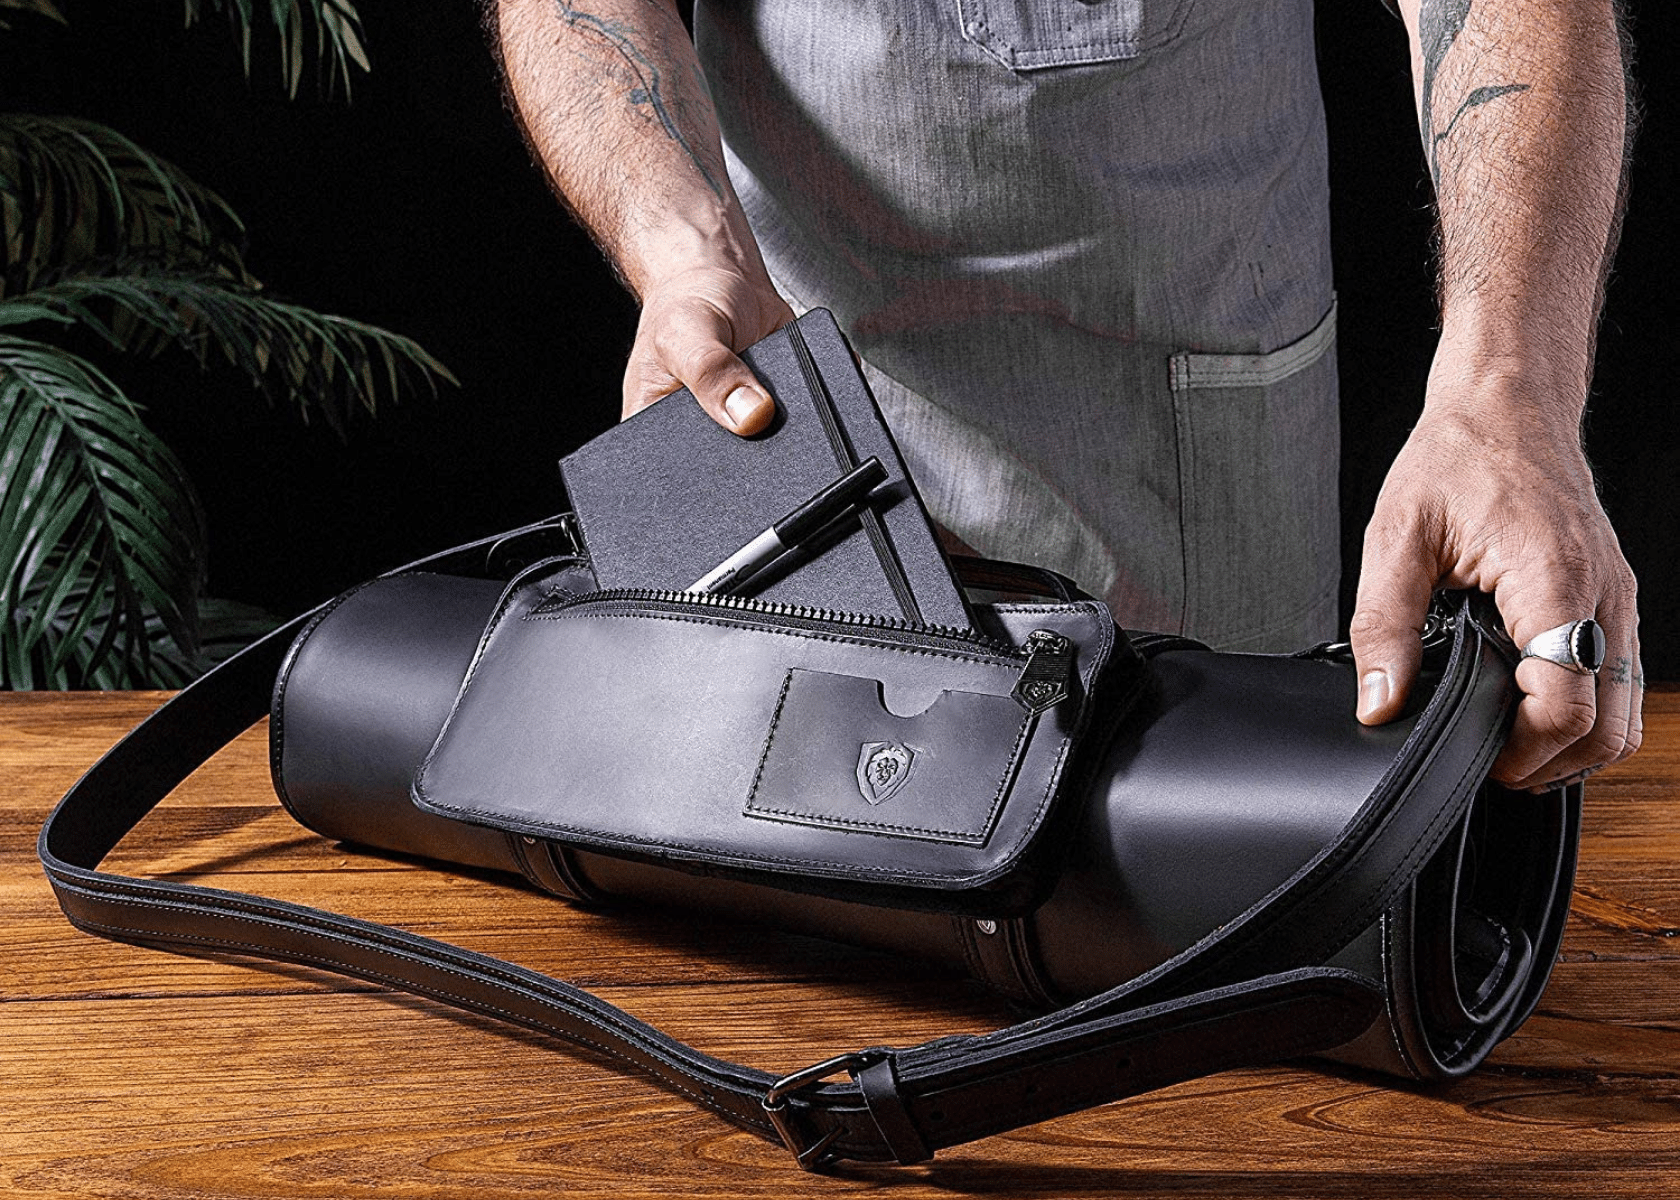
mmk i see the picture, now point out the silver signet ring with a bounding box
[1520,618,1607,676]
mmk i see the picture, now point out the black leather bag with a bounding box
[41,517,1581,1170]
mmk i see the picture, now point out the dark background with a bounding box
[2,1,1674,674]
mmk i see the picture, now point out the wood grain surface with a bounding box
[3,690,1677,1198]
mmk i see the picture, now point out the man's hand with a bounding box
[1369,0,1638,788]
[1350,360,1642,790]
[624,263,792,436]
[495,0,789,438]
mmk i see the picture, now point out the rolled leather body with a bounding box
[272,565,1579,1083]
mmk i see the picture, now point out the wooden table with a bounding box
[3,690,1677,1198]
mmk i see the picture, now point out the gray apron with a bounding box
[696,0,1341,650]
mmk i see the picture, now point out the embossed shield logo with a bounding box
[856,742,915,806]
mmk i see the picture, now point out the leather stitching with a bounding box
[417,733,1073,887]
[52,885,779,1134]
[1300,667,1506,965]
[742,669,796,821]
[1184,622,1506,992]
[743,671,1038,843]
[400,807,1015,882]
[928,610,1492,1049]
[1379,910,1427,1078]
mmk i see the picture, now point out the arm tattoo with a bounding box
[1418,0,1534,183]
[1432,82,1531,160]
[1418,0,1474,158]
[554,1,725,200]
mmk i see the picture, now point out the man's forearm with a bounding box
[493,0,789,432]
[494,0,765,297]
[1350,0,1641,789]
[1403,0,1631,404]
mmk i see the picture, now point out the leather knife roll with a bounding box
[272,561,1580,1083]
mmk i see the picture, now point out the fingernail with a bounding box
[1359,670,1391,722]
[724,386,766,429]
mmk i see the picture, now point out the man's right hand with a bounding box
[623,264,794,438]
[495,0,791,438]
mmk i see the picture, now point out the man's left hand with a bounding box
[1348,363,1643,791]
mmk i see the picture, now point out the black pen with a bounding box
[688,457,888,595]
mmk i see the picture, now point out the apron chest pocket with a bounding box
[956,0,1193,70]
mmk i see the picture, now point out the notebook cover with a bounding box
[558,308,973,629]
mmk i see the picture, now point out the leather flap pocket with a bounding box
[746,668,1037,845]
[411,587,1119,908]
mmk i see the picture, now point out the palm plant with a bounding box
[0,0,452,688]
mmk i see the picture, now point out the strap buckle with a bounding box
[762,1050,882,1171]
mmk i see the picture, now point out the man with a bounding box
[492,0,1641,790]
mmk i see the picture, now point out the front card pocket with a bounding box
[745,668,1037,845]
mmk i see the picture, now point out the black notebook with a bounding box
[559,309,973,630]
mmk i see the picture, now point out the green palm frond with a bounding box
[7,264,457,433]
[0,0,67,29]
[183,0,370,98]
[0,332,204,689]
[150,595,279,681]
[0,1,429,688]
[1,575,271,688]
[0,114,250,298]
[0,2,367,96]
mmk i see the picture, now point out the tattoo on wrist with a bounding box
[554,1,725,200]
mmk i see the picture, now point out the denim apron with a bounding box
[695,0,1341,650]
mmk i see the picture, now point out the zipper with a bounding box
[533,585,1008,649]
[1012,629,1074,715]
[530,587,1078,712]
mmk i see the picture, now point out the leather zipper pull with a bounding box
[1012,630,1074,715]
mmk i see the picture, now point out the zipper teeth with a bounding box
[535,586,1023,656]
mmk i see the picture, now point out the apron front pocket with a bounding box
[955,0,1194,69]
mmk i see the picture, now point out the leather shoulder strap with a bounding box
[37,538,1512,1169]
